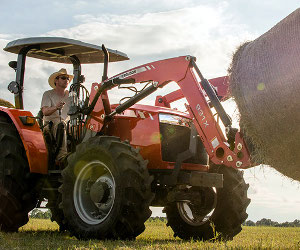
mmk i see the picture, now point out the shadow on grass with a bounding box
[1,229,182,249]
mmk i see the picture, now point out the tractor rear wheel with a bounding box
[164,165,250,240]
[59,136,154,240]
[0,116,38,231]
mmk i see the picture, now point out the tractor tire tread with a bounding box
[165,165,250,241]
[59,136,154,240]
[0,118,37,232]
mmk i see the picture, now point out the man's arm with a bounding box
[41,91,65,117]
[42,101,65,116]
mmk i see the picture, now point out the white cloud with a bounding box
[1,3,255,114]
[45,4,254,93]
[0,3,243,111]
[244,165,300,222]
[72,0,200,14]
[69,3,254,64]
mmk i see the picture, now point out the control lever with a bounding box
[59,109,62,122]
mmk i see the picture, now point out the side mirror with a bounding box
[8,61,17,72]
[8,81,19,94]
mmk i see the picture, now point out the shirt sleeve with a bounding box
[41,91,51,108]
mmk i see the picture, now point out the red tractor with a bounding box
[0,37,251,240]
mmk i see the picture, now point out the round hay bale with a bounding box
[0,98,14,108]
[229,8,300,182]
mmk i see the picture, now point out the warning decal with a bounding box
[211,137,220,149]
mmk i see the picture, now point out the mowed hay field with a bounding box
[0,219,299,249]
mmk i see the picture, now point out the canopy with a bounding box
[4,37,129,64]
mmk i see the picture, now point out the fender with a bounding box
[0,107,48,174]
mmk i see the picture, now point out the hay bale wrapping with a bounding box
[229,9,300,181]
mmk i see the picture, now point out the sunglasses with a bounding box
[57,76,70,80]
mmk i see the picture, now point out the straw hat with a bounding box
[48,68,73,89]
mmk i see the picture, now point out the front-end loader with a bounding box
[0,37,251,240]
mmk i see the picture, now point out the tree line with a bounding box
[30,209,51,219]
[244,218,300,227]
[30,210,300,228]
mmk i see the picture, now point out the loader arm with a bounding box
[89,55,251,169]
[155,76,229,107]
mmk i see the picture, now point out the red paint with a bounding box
[0,107,48,174]
[107,104,208,171]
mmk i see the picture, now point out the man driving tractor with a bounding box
[41,68,73,162]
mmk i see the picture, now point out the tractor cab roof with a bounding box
[4,37,128,109]
[4,37,129,64]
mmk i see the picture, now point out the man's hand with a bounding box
[56,101,65,111]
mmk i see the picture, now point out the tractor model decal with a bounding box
[196,103,209,128]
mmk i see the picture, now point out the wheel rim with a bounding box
[73,160,115,225]
[177,188,217,226]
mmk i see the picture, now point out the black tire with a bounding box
[59,136,154,240]
[164,165,250,240]
[45,173,68,232]
[0,115,38,231]
[47,196,68,232]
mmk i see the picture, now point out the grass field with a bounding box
[0,219,299,249]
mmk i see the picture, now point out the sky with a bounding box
[0,0,299,223]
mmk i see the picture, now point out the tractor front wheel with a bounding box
[59,136,154,240]
[164,165,250,240]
